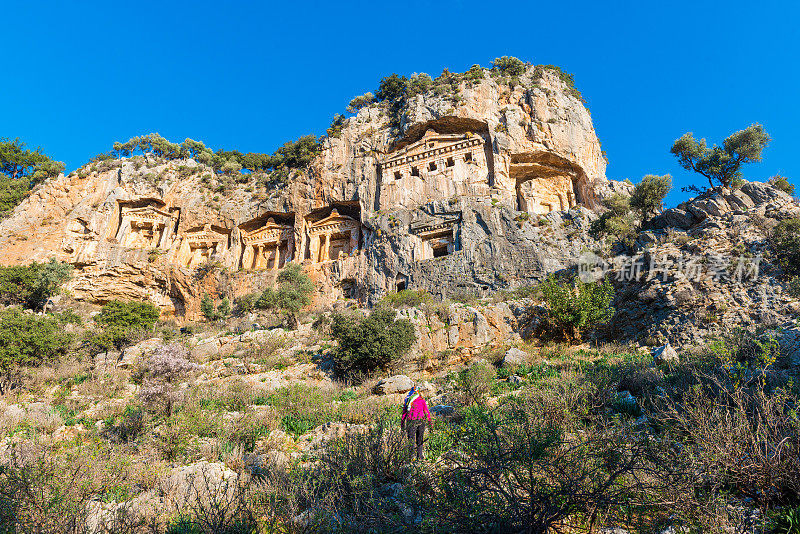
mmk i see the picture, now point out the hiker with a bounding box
[400,384,433,460]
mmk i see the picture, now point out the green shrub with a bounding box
[90,300,159,352]
[330,307,416,378]
[630,174,672,221]
[346,92,377,114]
[0,174,29,216]
[201,294,230,321]
[0,259,72,309]
[491,56,526,76]
[381,289,432,308]
[788,276,800,298]
[589,193,636,244]
[770,505,800,534]
[769,175,795,196]
[772,218,800,277]
[0,308,71,393]
[253,263,313,328]
[456,361,497,406]
[326,114,345,138]
[540,275,615,342]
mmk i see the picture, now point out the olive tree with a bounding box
[671,123,770,191]
[629,174,672,221]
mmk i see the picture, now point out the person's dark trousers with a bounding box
[406,420,426,460]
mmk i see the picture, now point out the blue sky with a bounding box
[3,0,798,207]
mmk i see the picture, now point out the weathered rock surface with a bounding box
[0,66,626,318]
[374,375,414,395]
[610,181,800,348]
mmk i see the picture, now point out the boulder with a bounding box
[119,338,162,368]
[652,342,679,365]
[502,347,528,367]
[373,375,414,395]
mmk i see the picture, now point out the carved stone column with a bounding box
[241,245,253,270]
[115,216,131,244]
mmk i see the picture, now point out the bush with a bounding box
[0,174,29,216]
[381,289,432,309]
[346,92,377,114]
[0,308,71,394]
[772,218,800,277]
[0,259,72,309]
[330,307,416,378]
[788,276,800,298]
[769,175,795,196]
[589,193,636,244]
[491,56,526,76]
[254,263,313,328]
[630,174,672,221]
[456,361,497,406]
[540,275,615,342]
[427,393,657,533]
[201,294,230,321]
[90,299,160,352]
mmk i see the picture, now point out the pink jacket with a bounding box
[401,395,432,423]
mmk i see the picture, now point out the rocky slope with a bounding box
[0,65,629,319]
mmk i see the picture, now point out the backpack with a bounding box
[403,390,419,415]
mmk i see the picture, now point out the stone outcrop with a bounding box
[609,181,800,348]
[0,65,628,318]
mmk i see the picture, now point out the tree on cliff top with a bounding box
[0,138,65,185]
[671,124,770,191]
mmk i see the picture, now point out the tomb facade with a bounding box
[410,211,461,260]
[174,224,230,268]
[378,130,491,209]
[305,208,361,263]
[114,201,179,250]
[239,217,294,270]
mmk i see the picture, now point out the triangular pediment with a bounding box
[124,205,174,219]
[310,208,359,228]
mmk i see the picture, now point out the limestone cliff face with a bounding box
[0,65,626,318]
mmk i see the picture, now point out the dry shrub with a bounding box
[0,442,149,534]
[653,374,800,510]
[425,388,667,534]
[455,360,497,406]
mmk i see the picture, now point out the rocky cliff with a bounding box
[0,65,629,318]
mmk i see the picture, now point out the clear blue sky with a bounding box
[3,0,798,207]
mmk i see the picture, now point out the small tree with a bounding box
[540,275,615,342]
[457,361,497,406]
[0,137,65,185]
[589,193,636,244]
[346,92,377,114]
[671,123,770,191]
[491,56,526,76]
[629,174,672,222]
[0,309,71,393]
[137,343,199,416]
[255,263,313,328]
[0,259,72,310]
[90,300,160,352]
[330,307,416,378]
